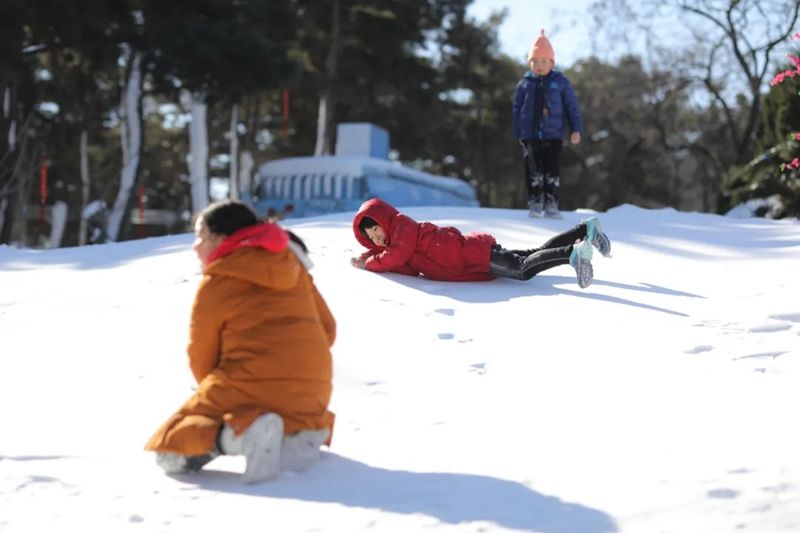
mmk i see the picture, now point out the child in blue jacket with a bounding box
[512,29,583,218]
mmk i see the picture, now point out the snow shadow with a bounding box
[0,454,72,462]
[377,272,690,316]
[186,455,617,533]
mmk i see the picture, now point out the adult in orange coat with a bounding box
[145,200,335,483]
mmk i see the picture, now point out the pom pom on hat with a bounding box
[528,29,555,61]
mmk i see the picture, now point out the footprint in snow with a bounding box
[469,363,487,375]
[377,298,404,306]
[366,381,389,395]
[685,345,713,354]
[707,488,739,499]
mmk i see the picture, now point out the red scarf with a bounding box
[206,223,289,265]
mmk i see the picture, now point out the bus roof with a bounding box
[258,155,473,195]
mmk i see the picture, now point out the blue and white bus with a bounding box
[245,123,478,219]
[248,154,479,219]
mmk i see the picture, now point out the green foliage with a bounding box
[726,50,800,219]
[7,0,795,246]
[758,74,800,152]
[142,0,302,101]
[0,0,134,245]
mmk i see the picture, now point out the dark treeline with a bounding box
[0,0,798,247]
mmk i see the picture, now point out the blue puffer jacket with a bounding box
[512,70,583,141]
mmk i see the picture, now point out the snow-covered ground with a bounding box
[1,204,798,533]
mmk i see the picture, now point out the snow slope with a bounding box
[1,204,798,533]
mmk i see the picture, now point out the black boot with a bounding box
[528,174,544,217]
[543,175,561,218]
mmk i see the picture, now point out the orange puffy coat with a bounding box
[145,226,335,456]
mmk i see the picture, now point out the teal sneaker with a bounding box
[583,216,611,257]
[569,240,594,289]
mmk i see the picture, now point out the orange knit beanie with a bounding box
[527,29,555,62]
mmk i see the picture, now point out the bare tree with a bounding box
[107,50,144,242]
[78,129,90,245]
[314,0,341,156]
[228,103,240,200]
[0,95,38,244]
[590,0,800,166]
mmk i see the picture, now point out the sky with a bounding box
[1,202,799,532]
[468,0,597,66]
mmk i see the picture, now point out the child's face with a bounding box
[365,225,387,247]
[529,57,553,76]
[193,218,224,264]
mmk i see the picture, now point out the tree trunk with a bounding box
[47,200,68,248]
[0,197,7,240]
[9,150,35,245]
[229,102,239,200]
[79,129,90,245]
[314,0,341,156]
[314,94,333,156]
[3,85,14,152]
[107,51,143,242]
[239,149,254,200]
[189,91,209,213]
[0,83,12,241]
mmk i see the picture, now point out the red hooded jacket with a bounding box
[352,198,496,282]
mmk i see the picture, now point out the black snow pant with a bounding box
[521,139,563,206]
[489,223,587,281]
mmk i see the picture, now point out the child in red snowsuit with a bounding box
[351,198,610,288]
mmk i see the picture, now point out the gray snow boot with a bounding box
[528,195,544,218]
[543,175,562,218]
[543,194,562,218]
[569,240,594,288]
[220,413,284,484]
[156,450,218,474]
[280,429,330,472]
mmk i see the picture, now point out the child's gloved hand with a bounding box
[350,257,366,269]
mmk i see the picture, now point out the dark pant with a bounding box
[489,223,587,281]
[521,139,563,205]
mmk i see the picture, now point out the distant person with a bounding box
[350,198,610,288]
[145,200,336,484]
[512,29,584,218]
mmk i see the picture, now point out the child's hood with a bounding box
[352,197,399,250]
